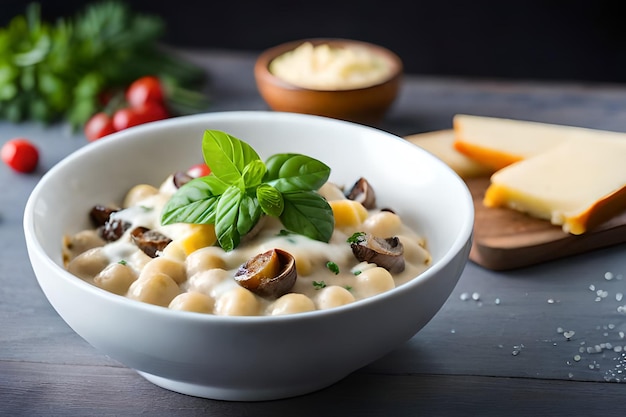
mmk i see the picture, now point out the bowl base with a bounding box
[137,370,341,401]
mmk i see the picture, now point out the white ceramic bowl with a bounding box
[24,111,473,401]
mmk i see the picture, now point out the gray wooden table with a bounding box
[2,49,626,417]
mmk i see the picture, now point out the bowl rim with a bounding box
[23,111,473,324]
[254,38,404,93]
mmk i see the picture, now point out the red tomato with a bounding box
[112,102,169,131]
[84,112,116,142]
[187,163,211,178]
[137,101,169,122]
[126,76,164,108]
[1,138,39,173]
[112,107,141,131]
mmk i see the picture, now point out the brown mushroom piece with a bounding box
[346,177,376,209]
[234,248,297,299]
[89,205,119,227]
[130,226,172,258]
[350,232,405,273]
[99,218,131,242]
[172,171,194,189]
[89,205,131,242]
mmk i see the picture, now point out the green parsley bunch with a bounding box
[0,2,208,128]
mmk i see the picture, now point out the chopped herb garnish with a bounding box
[161,130,335,251]
[347,232,366,244]
[277,229,293,236]
[118,259,127,265]
[313,280,327,290]
[344,285,353,291]
[326,261,340,275]
[353,270,362,275]
[140,206,153,212]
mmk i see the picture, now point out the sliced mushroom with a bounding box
[89,205,119,227]
[346,177,376,209]
[89,205,130,242]
[99,218,131,242]
[130,226,172,258]
[350,232,405,273]
[234,248,297,299]
[172,171,194,188]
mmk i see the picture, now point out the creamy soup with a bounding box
[63,174,431,316]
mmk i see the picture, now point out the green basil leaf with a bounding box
[202,130,261,185]
[161,132,335,251]
[237,194,262,236]
[264,153,331,193]
[242,159,267,189]
[161,177,222,225]
[199,173,230,195]
[257,183,284,217]
[280,191,334,243]
[214,185,245,251]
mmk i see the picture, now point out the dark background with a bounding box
[4,0,626,83]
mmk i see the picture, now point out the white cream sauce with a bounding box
[64,175,431,316]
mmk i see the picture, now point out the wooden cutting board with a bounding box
[466,178,626,270]
[405,131,626,270]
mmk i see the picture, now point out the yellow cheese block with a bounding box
[405,130,493,178]
[453,114,626,170]
[483,139,626,234]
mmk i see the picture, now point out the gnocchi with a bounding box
[63,173,432,317]
[93,262,137,295]
[268,293,316,316]
[169,292,215,314]
[215,286,260,316]
[127,272,181,307]
[315,285,355,310]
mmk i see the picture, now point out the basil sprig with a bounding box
[161,130,334,251]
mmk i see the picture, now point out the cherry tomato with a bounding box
[137,101,169,122]
[84,112,116,142]
[1,138,39,173]
[112,102,169,131]
[112,107,141,131]
[187,163,211,178]
[126,76,164,108]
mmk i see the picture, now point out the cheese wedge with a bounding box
[483,139,626,234]
[405,130,493,178]
[453,114,626,170]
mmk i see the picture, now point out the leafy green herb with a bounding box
[347,232,366,244]
[118,259,127,265]
[313,281,327,290]
[161,130,334,251]
[344,285,353,291]
[353,270,362,276]
[326,261,340,275]
[0,2,208,128]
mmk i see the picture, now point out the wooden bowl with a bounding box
[254,38,403,126]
